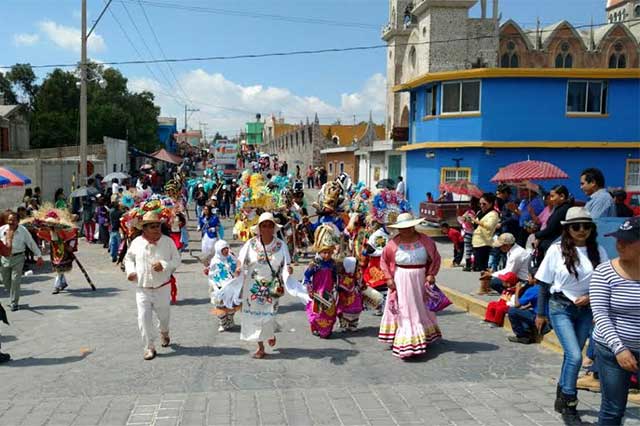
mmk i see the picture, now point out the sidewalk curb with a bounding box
[439,284,563,354]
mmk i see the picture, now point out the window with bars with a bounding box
[440,167,471,184]
[626,160,640,187]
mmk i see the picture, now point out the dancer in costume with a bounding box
[31,209,78,294]
[207,240,242,332]
[237,212,306,358]
[336,256,363,331]
[363,225,390,315]
[378,213,442,359]
[199,205,220,262]
[304,226,339,338]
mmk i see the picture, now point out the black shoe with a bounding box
[0,352,10,363]
[508,336,532,344]
[52,288,60,294]
[555,391,581,423]
[10,304,18,312]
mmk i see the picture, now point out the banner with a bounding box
[213,140,238,165]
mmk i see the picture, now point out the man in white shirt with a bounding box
[477,233,530,294]
[0,211,43,311]
[124,211,180,360]
[395,176,406,198]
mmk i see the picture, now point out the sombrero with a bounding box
[387,212,424,229]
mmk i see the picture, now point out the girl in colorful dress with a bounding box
[208,240,242,332]
[199,205,220,263]
[336,256,363,331]
[304,225,339,338]
[378,213,442,359]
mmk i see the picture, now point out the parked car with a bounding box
[419,201,470,227]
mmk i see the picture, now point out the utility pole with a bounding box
[184,105,199,131]
[79,0,88,186]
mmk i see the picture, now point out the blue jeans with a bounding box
[595,341,639,425]
[548,295,593,396]
[507,307,536,337]
[489,276,504,293]
[109,231,121,261]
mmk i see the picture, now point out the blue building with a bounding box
[157,117,178,153]
[396,68,640,211]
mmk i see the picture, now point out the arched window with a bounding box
[408,46,416,69]
[635,5,640,17]
[609,43,627,68]
[555,42,573,68]
[332,136,340,145]
[500,40,519,68]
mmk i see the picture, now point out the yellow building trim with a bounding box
[566,113,610,118]
[439,112,482,119]
[422,115,437,122]
[399,141,640,151]
[440,167,472,184]
[393,68,640,92]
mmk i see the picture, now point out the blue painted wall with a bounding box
[409,77,640,143]
[158,123,177,152]
[405,147,639,213]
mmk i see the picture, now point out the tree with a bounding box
[7,63,38,108]
[0,72,18,105]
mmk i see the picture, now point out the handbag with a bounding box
[260,238,285,298]
[426,283,452,312]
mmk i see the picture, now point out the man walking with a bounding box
[396,176,406,198]
[0,211,43,311]
[124,211,180,360]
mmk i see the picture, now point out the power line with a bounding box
[115,0,380,30]
[3,18,637,70]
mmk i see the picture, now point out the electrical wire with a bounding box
[2,18,637,70]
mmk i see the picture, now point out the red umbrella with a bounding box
[439,180,483,198]
[491,160,568,183]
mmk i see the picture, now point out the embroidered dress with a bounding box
[237,237,290,342]
[336,258,363,330]
[199,215,220,260]
[378,241,441,358]
[208,241,242,330]
[304,259,338,337]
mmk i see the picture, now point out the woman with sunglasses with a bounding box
[471,193,499,271]
[534,207,608,422]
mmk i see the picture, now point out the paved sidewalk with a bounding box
[0,214,638,426]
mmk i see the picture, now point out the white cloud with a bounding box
[13,33,40,46]
[128,70,386,136]
[38,20,106,53]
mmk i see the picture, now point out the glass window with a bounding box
[510,54,519,68]
[565,54,573,68]
[425,85,437,116]
[567,81,607,114]
[555,54,564,68]
[501,53,510,68]
[442,82,460,113]
[461,81,480,112]
[627,160,640,186]
[441,167,471,183]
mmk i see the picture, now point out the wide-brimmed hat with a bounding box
[605,217,640,242]
[492,233,516,247]
[561,207,593,225]
[387,212,424,229]
[140,211,162,226]
[250,212,283,234]
[313,225,339,253]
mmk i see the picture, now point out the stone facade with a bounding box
[262,115,385,177]
[0,105,30,153]
[383,0,499,136]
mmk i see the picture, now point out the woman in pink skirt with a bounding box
[378,213,442,358]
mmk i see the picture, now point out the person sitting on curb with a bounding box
[477,233,530,295]
[483,272,519,327]
[507,276,550,344]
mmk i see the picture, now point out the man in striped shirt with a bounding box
[590,217,640,425]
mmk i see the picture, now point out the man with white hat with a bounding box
[477,233,530,295]
[124,211,181,360]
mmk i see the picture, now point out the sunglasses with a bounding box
[569,223,593,232]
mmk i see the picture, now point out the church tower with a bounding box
[383,0,498,139]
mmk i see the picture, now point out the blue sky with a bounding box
[3,0,606,136]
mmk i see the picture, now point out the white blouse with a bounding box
[395,242,428,266]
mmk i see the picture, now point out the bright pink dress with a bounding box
[337,272,363,317]
[304,260,337,338]
[379,241,441,358]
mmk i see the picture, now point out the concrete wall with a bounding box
[103,137,129,174]
[324,151,358,181]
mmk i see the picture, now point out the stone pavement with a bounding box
[0,213,638,426]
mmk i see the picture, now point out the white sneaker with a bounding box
[218,325,226,332]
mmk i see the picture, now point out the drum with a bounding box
[361,286,383,310]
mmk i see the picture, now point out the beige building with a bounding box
[0,104,30,153]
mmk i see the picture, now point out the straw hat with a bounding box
[387,212,424,229]
[560,207,593,225]
[313,225,339,253]
[250,212,283,234]
[140,211,163,226]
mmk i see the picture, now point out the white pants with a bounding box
[136,285,171,350]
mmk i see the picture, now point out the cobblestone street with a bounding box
[1,215,638,426]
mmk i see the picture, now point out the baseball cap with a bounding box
[492,233,516,247]
[605,217,640,242]
[498,271,519,286]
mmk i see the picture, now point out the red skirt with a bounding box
[363,256,387,289]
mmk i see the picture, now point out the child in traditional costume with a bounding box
[199,205,220,263]
[31,209,78,294]
[207,240,242,332]
[336,256,363,331]
[304,225,339,338]
[362,225,390,315]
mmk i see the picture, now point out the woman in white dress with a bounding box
[237,212,293,359]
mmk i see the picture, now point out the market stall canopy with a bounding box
[150,148,183,165]
[491,160,568,183]
[0,166,32,188]
[439,179,483,198]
